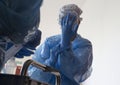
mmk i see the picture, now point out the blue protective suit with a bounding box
[28,34,93,85]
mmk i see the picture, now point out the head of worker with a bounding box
[59,4,83,43]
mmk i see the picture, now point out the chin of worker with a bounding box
[28,4,93,85]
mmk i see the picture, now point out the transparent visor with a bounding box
[59,10,82,24]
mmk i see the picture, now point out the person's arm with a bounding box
[28,40,54,84]
[32,40,50,63]
[58,12,93,83]
[58,39,93,83]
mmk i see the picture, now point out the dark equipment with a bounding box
[0,59,61,85]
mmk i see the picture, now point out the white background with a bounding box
[38,0,120,85]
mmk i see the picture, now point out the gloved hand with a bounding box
[60,13,80,49]
[15,30,41,58]
[5,41,34,58]
[14,47,34,58]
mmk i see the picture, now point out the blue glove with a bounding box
[15,30,41,58]
[5,42,34,58]
[15,47,34,58]
[61,13,80,49]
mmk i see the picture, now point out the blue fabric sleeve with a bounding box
[57,40,93,83]
[33,40,50,63]
[28,40,54,84]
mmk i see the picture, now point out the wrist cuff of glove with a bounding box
[59,44,71,53]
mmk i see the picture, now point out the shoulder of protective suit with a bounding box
[74,35,92,47]
[45,35,61,48]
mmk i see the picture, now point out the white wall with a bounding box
[39,0,120,85]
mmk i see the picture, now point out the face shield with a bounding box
[58,4,82,25]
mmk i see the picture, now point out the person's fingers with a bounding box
[61,17,64,26]
[66,13,70,26]
[71,14,77,23]
[73,23,79,33]
[62,16,66,26]
[73,17,82,33]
